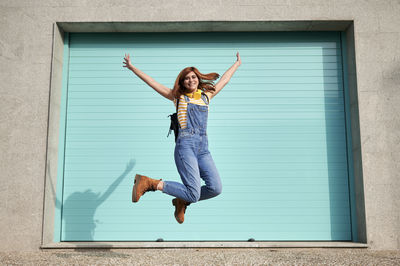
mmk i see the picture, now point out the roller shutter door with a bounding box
[58,31,352,241]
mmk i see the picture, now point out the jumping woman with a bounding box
[122,52,241,223]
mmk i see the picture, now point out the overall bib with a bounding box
[162,93,222,203]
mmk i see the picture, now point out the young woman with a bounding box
[122,52,241,223]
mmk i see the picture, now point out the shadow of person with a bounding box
[49,159,136,241]
[63,189,101,240]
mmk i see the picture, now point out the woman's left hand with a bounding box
[236,52,241,66]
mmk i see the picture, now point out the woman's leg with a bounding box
[198,151,222,201]
[162,145,202,203]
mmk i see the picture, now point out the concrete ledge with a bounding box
[57,20,353,32]
[41,242,368,249]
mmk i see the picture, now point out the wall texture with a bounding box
[0,0,399,251]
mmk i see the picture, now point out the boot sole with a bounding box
[132,174,142,202]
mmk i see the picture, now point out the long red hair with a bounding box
[172,67,220,99]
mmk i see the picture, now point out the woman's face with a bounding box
[183,71,199,92]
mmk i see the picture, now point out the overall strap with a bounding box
[201,92,210,105]
[176,98,180,112]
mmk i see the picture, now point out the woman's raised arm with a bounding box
[212,52,241,99]
[122,53,174,101]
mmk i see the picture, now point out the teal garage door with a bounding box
[55,31,353,241]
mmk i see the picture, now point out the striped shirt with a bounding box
[173,91,212,129]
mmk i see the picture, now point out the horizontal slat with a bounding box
[61,169,350,179]
[69,69,343,78]
[64,142,347,150]
[62,231,351,241]
[62,173,349,182]
[69,75,342,84]
[63,205,350,216]
[64,157,347,165]
[61,191,349,202]
[64,175,349,184]
[63,181,350,192]
[67,88,344,97]
[68,84,343,93]
[64,144,348,152]
[63,222,351,234]
[62,214,349,224]
[66,112,345,120]
[71,62,342,71]
[70,54,341,64]
[71,47,340,57]
[68,104,344,113]
[65,125,345,133]
[65,134,347,142]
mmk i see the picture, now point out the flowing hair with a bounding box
[172,66,220,99]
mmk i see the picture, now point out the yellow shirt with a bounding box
[173,90,212,129]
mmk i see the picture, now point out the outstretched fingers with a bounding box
[123,53,131,68]
[236,51,241,65]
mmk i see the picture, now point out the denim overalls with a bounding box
[162,93,222,203]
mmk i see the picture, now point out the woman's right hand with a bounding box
[121,53,174,101]
[123,53,134,70]
[236,52,241,66]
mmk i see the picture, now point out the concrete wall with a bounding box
[0,0,399,251]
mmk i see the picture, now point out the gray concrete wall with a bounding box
[0,0,399,251]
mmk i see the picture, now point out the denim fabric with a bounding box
[162,94,222,203]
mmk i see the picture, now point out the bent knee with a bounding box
[215,185,223,196]
[186,189,201,203]
[210,184,222,197]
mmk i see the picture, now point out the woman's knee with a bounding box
[211,183,222,196]
[186,188,201,203]
[206,181,222,198]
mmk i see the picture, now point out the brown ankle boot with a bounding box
[132,174,161,202]
[172,198,190,224]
